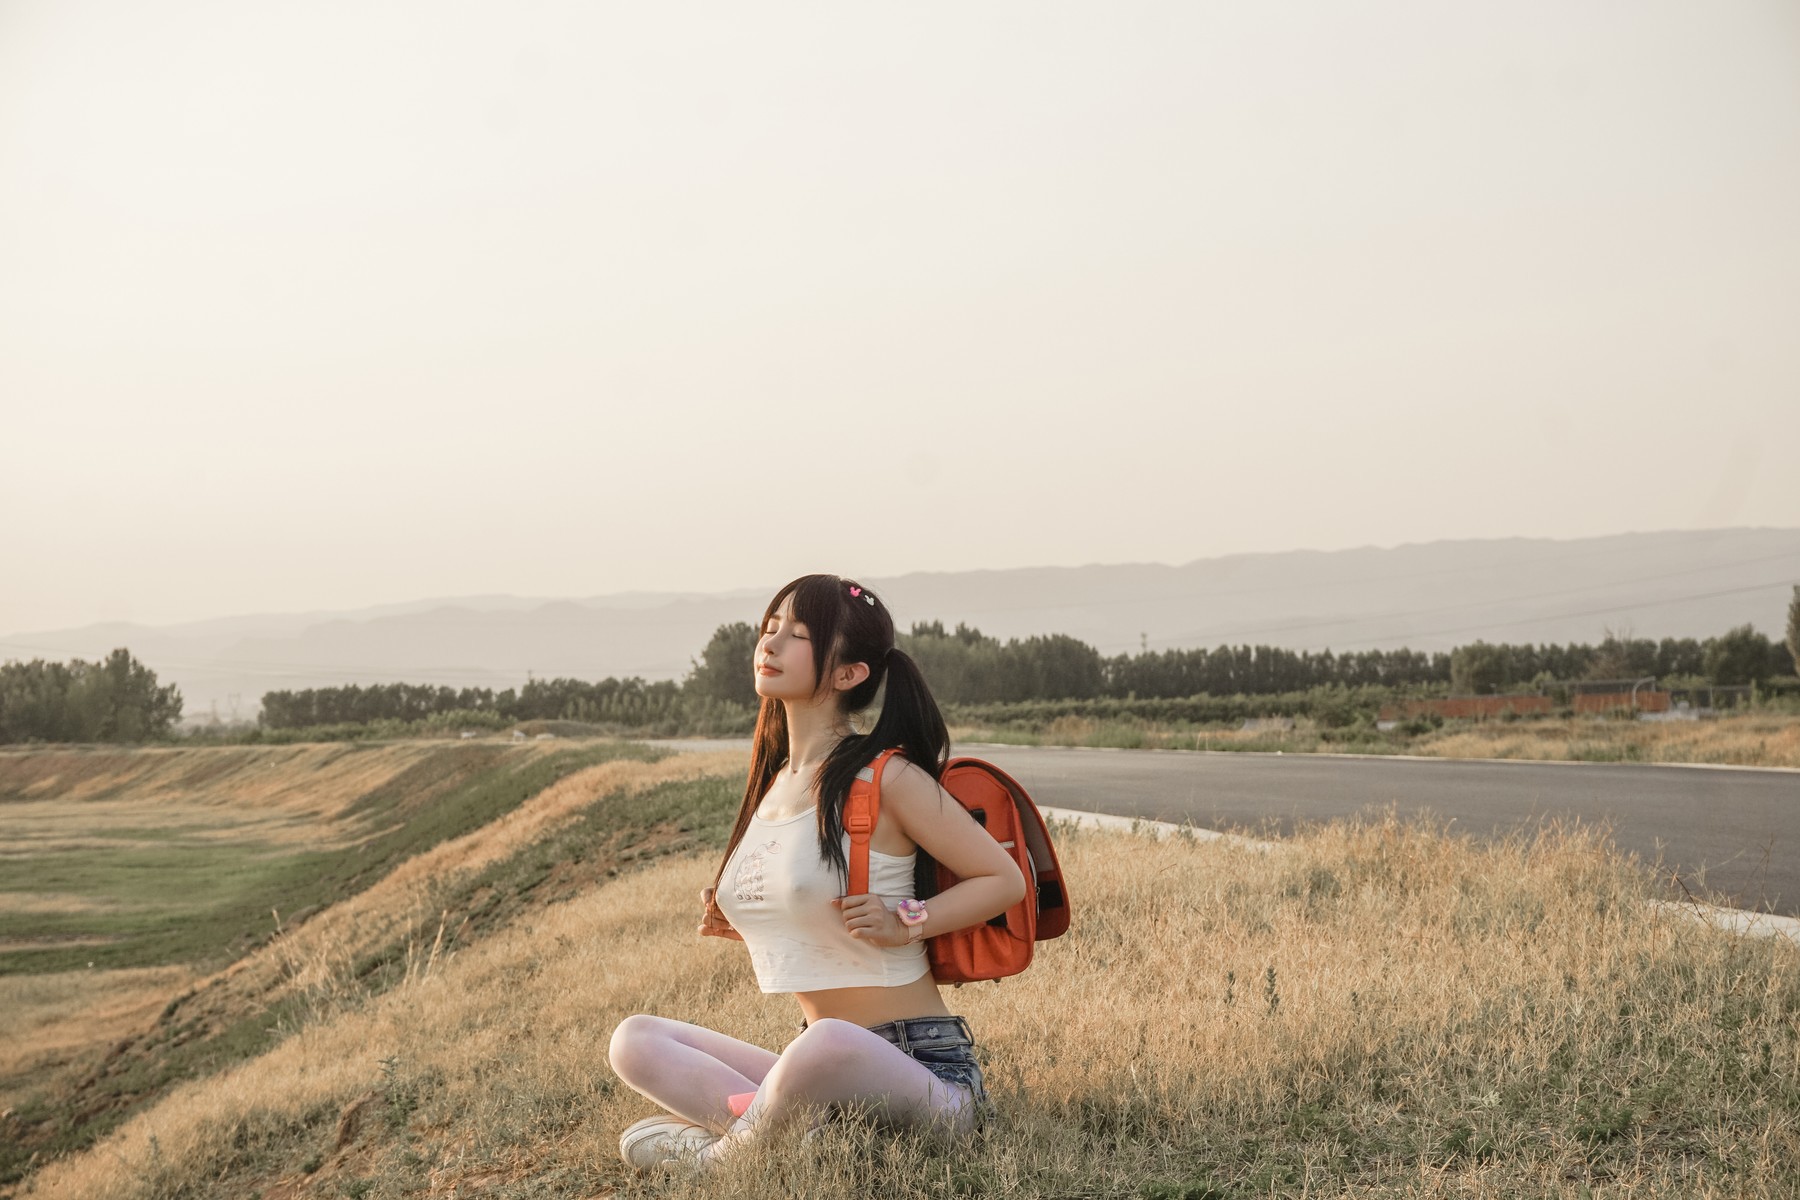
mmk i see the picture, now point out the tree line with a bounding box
[1446,626,1792,695]
[683,621,1452,707]
[694,617,1799,706]
[0,650,183,744]
[254,611,1800,731]
[6,598,1796,743]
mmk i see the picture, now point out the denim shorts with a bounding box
[865,1015,989,1108]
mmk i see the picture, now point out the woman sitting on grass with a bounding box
[607,573,1026,1172]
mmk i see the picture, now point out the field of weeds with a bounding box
[15,757,1797,1199]
[954,712,1800,769]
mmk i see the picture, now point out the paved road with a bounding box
[965,745,1799,917]
[640,739,1799,917]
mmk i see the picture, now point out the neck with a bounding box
[782,699,852,775]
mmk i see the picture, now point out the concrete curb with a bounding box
[1648,900,1800,950]
[1037,806,1278,853]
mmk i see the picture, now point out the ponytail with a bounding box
[860,650,949,780]
[811,648,949,879]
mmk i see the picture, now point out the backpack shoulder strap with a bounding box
[845,747,902,896]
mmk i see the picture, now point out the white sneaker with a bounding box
[618,1114,719,1173]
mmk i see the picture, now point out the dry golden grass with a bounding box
[0,745,741,1182]
[23,798,1798,1199]
[234,750,744,1015]
[0,966,199,1109]
[0,894,123,918]
[954,716,1308,754]
[0,742,586,854]
[1413,715,1800,768]
[0,937,114,955]
[956,711,1800,769]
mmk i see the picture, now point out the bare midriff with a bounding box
[795,973,952,1028]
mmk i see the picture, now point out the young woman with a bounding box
[606,574,1026,1172]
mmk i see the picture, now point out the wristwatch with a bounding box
[896,898,928,941]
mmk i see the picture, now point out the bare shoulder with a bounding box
[878,755,951,813]
[877,753,1019,885]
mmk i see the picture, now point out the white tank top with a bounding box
[717,797,930,994]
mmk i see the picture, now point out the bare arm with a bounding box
[836,759,1027,947]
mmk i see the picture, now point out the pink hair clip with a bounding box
[847,584,874,606]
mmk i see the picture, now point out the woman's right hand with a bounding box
[699,886,743,940]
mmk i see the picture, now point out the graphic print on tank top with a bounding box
[732,839,782,903]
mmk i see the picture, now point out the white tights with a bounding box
[607,1014,978,1163]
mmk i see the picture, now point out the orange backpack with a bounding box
[847,749,1070,984]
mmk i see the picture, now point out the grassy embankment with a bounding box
[6,740,1798,1198]
[951,711,1800,768]
[0,739,744,1187]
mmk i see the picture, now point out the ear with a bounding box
[832,661,871,693]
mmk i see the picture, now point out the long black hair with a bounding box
[714,573,950,885]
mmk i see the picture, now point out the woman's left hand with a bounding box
[834,894,908,947]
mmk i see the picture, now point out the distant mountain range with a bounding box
[4,528,1796,722]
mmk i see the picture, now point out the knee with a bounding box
[607,1013,668,1077]
[773,1019,865,1088]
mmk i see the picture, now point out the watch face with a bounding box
[897,898,927,925]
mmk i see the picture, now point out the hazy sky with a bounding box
[4,1,1797,635]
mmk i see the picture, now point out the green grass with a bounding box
[0,742,662,976]
[340,772,742,995]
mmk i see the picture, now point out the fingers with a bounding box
[698,887,718,936]
[836,894,898,943]
[835,893,879,918]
